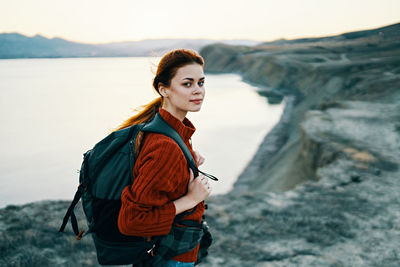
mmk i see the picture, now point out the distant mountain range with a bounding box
[2,22,398,59]
[0,33,261,59]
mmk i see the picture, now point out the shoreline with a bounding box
[2,22,400,266]
[233,94,296,193]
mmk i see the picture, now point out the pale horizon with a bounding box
[0,0,399,44]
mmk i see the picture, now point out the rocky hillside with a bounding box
[1,22,399,266]
[201,21,400,193]
[200,22,400,266]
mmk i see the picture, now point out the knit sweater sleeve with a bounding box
[118,134,187,236]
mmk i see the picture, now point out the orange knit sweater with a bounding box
[118,107,205,262]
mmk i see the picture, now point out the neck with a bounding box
[161,103,187,122]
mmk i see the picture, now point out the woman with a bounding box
[116,48,211,267]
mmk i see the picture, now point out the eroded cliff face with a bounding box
[199,23,400,266]
[1,23,399,266]
[201,22,400,193]
[204,100,400,266]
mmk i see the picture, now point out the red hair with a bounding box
[113,48,205,131]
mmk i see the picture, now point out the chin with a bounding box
[190,106,202,112]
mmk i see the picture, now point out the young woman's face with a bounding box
[160,63,205,119]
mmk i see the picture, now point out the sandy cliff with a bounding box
[199,22,400,266]
[201,22,399,193]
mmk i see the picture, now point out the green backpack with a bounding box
[59,112,217,266]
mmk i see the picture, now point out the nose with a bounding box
[193,84,203,94]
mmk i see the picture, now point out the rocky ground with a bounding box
[204,100,400,266]
[1,23,399,266]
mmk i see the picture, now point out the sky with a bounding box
[0,0,399,44]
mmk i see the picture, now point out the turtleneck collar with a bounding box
[158,107,196,142]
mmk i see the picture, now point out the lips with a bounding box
[190,99,203,103]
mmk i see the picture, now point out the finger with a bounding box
[197,157,204,166]
[195,151,204,166]
[189,168,194,182]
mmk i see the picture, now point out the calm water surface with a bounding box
[0,57,284,207]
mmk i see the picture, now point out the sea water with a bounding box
[0,57,283,207]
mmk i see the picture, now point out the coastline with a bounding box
[1,22,400,266]
[233,94,296,193]
[198,22,400,266]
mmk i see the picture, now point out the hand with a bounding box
[173,169,212,215]
[187,168,211,205]
[194,150,205,166]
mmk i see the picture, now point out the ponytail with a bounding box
[112,97,162,132]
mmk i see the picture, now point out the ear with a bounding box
[158,83,169,98]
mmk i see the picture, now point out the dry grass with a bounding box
[343,147,376,163]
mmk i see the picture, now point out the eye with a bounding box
[183,81,205,87]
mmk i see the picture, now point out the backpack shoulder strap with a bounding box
[142,112,198,177]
